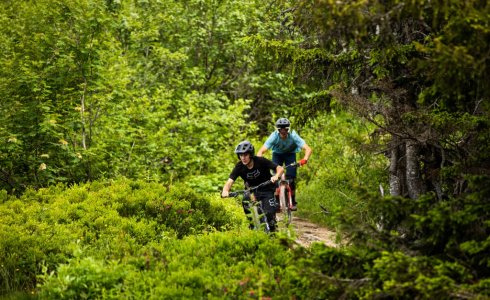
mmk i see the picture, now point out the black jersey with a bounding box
[229,156,278,191]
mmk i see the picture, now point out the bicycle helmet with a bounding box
[275,118,291,129]
[234,140,255,158]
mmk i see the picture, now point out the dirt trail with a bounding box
[292,216,338,247]
[278,215,338,247]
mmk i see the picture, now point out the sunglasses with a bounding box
[277,126,290,131]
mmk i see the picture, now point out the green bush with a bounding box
[361,251,472,299]
[2,176,488,299]
[0,178,244,294]
[334,177,490,299]
[38,231,346,299]
[294,112,387,227]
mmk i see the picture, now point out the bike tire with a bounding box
[252,204,271,233]
[286,188,293,225]
[279,185,287,214]
[251,205,262,231]
[279,186,291,225]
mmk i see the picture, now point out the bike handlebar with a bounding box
[221,180,272,198]
[221,162,302,198]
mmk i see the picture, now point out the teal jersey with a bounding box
[263,130,305,154]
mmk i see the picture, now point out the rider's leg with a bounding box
[266,211,277,232]
[271,152,286,166]
[241,193,254,230]
[256,191,278,232]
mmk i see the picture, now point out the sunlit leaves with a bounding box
[1,0,282,192]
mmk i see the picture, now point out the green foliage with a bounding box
[37,231,371,299]
[282,0,489,198]
[270,1,490,297]
[0,0,292,194]
[334,176,490,298]
[39,257,131,299]
[0,0,131,192]
[364,251,467,299]
[293,112,387,228]
[1,177,488,299]
[0,179,244,294]
[0,0,489,299]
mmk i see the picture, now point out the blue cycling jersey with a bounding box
[263,130,305,154]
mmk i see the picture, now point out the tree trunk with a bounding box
[389,145,401,196]
[406,140,425,199]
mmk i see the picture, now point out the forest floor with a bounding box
[277,214,338,248]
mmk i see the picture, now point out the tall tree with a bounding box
[268,0,490,284]
[282,0,490,199]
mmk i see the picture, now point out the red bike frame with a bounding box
[275,162,298,225]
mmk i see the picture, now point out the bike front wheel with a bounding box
[279,185,293,225]
[286,188,293,225]
[279,185,287,213]
[251,205,271,233]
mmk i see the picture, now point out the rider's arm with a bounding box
[271,165,284,183]
[221,178,235,197]
[257,132,276,157]
[256,145,268,157]
[302,143,312,161]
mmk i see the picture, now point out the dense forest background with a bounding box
[1,0,489,299]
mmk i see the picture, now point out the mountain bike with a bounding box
[222,180,274,233]
[276,162,299,226]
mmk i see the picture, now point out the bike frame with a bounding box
[248,193,270,232]
[277,174,294,225]
[224,180,273,233]
[276,162,299,225]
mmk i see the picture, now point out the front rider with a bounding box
[222,141,284,232]
[256,117,312,211]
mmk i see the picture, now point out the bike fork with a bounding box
[251,204,271,233]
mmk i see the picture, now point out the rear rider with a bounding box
[222,141,284,232]
[256,118,312,211]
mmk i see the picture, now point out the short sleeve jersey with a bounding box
[263,130,305,154]
[229,156,277,191]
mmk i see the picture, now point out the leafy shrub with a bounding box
[38,257,131,299]
[361,251,473,299]
[0,178,243,294]
[38,231,348,299]
[295,112,387,227]
[336,176,490,299]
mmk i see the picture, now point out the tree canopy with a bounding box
[273,0,490,200]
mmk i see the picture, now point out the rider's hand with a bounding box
[221,191,229,198]
[299,159,308,166]
[271,175,279,183]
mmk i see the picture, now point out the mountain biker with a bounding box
[222,140,284,232]
[256,117,312,211]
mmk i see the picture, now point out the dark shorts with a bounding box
[272,152,297,178]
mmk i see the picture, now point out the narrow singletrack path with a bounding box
[277,214,338,247]
[292,216,337,247]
